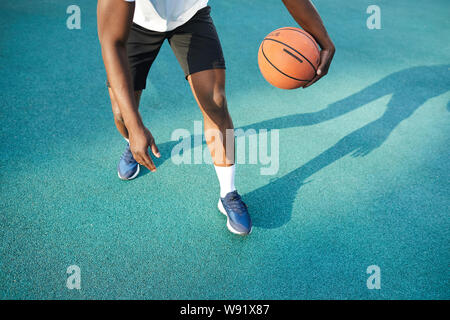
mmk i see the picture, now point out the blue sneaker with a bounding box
[117,144,140,180]
[218,191,252,235]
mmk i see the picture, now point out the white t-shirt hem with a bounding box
[124,0,209,32]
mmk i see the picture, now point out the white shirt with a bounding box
[125,0,209,32]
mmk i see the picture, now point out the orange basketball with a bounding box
[258,27,320,89]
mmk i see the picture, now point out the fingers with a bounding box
[144,128,161,158]
[132,150,156,172]
[151,140,161,158]
[303,73,322,88]
[130,128,160,172]
[136,151,156,172]
[142,150,157,172]
[303,61,325,88]
[303,67,325,88]
[303,49,334,89]
[132,153,144,169]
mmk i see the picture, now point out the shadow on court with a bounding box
[245,65,450,229]
[138,65,449,229]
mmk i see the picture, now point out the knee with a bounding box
[212,91,227,110]
[203,91,229,125]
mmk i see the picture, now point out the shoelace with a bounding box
[226,193,248,213]
[120,146,136,164]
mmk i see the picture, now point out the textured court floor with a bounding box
[0,0,449,299]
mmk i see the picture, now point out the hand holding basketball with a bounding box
[303,45,335,88]
[258,27,334,89]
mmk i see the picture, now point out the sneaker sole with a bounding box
[118,164,140,180]
[217,200,252,235]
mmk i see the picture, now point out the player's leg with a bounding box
[188,69,233,167]
[188,69,251,235]
[169,6,252,235]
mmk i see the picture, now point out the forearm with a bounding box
[101,43,144,131]
[282,0,334,50]
[97,0,144,133]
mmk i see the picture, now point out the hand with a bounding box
[128,126,160,172]
[303,45,335,88]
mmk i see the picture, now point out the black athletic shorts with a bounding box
[106,6,226,91]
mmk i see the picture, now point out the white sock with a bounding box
[214,165,236,198]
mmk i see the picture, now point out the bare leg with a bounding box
[108,88,142,139]
[188,69,234,166]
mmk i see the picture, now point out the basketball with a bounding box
[258,27,320,89]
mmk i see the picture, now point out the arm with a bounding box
[97,0,159,171]
[282,0,335,88]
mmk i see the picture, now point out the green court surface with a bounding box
[1,0,449,299]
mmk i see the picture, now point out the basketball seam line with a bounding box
[278,27,321,53]
[283,48,303,63]
[263,38,318,75]
[261,40,312,82]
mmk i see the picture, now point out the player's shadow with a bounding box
[139,65,449,230]
[243,64,450,229]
